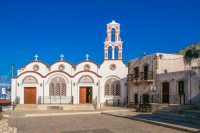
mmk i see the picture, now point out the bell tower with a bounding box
[104,20,123,60]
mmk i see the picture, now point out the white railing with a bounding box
[38,96,73,104]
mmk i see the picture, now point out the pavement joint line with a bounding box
[25,111,102,117]
[101,112,200,133]
[24,109,129,117]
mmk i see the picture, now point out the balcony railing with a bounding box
[129,94,180,105]
[38,96,73,104]
[127,71,153,82]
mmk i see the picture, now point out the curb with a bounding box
[101,112,199,133]
[13,127,17,133]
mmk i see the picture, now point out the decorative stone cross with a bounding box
[60,54,64,61]
[85,54,90,61]
[34,54,39,61]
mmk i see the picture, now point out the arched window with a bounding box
[49,77,66,96]
[111,28,116,42]
[105,84,109,96]
[49,83,54,96]
[105,78,121,96]
[114,46,119,59]
[115,83,120,96]
[108,46,112,59]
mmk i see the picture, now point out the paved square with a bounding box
[8,112,186,133]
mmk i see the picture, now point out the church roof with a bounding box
[108,20,119,25]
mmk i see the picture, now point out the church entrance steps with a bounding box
[150,103,180,113]
[97,106,132,111]
[14,104,38,111]
[37,104,95,111]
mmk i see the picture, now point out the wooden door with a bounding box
[134,94,138,103]
[162,82,169,103]
[24,87,36,104]
[80,87,86,104]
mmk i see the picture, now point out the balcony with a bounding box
[127,71,153,82]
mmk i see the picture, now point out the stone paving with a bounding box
[102,110,200,132]
[8,110,187,133]
[0,113,16,133]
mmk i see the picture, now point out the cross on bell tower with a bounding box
[104,20,123,60]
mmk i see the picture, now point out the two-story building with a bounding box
[127,53,185,104]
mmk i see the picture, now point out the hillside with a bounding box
[176,42,200,55]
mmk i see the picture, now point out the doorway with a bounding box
[162,82,169,103]
[142,94,149,104]
[134,94,138,103]
[144,65,148,80]
[79,87,92,104]
[24,87,36,104]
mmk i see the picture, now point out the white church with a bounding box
[11,20,128,108]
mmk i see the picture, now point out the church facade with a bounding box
[11,20,128,107]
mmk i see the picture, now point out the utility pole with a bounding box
[12,64,14,78]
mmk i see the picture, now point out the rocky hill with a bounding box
[176,42,200,59]
[176,42,200,55]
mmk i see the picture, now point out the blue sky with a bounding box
[0,0,200,83]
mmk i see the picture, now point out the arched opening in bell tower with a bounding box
[111,28,116,42]
[108,46,113,59]
[114,46,119,59]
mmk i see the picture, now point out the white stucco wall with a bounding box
[127,53,186,104]
[11,59,128,105]
[156,70,200,104]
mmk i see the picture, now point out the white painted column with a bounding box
[112,47,115,59]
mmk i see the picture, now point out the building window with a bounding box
[49,83,54,96]
[134,94,138,103]
[115,83,120,96]
[105,78,120,96]
[105,84,109,96]
[143,65,148,80]
[178,81,184,95]
[61,83,66,96]
[134,67,139,79]
[49,77,66,96]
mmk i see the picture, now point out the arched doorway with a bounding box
[78,75,94,104]
[22,76,38,104]
[162,82,169,103]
